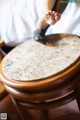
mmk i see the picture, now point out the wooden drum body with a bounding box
[0,34,80,120]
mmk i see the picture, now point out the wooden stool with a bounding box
[0,81,8,101]
[0,39,8,101]
[0,34,80,120]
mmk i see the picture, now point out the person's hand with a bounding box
[37,11,61,29]
[45,10,61,25]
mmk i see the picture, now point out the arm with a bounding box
[33,0,61,42]
[37,0,57,29]
[44,0,56,12]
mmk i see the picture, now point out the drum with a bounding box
[0,34,80,120]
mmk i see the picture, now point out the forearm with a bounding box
[34,0,60,40]
[44,0,56,11]
[36,0,58,30]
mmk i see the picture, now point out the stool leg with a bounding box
[11,96,25,120]
[75,88,80,111]
[41,110,48,120]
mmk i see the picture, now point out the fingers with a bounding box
[45,11,61,25]
[52,11,61,21]
[54,12,61,21]
[45,10,52,19]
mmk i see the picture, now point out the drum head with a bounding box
[0,34,80,91]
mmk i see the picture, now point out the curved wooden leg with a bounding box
[11,96,25,120]
[41,110,48,120]
[75,88,80,111]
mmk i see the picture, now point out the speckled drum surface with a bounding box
[2,34,80,81]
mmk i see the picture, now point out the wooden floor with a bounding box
[0,95,80,120]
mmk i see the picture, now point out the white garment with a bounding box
[46,2,80,36]
[0,0,38,46]
[0,0,80,46]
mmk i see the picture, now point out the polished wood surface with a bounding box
[0,39,5,47]
[0,40,8,101]
[0,95,80,120]
[0,81,8,101]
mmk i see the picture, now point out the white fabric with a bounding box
[47,2,80,36]
[0,0,38,46]
[0,0,80,46]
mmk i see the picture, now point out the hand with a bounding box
[45,10,61,25]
